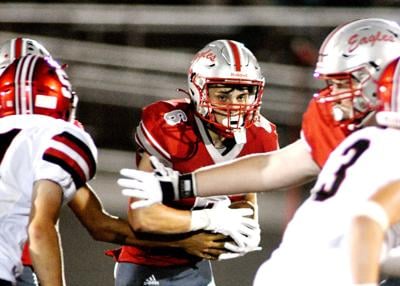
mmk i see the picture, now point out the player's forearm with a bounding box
[78,211,193,249]
[29,223,64,286]
[195,139,319,197]
[350,217,383,284]
[195,153,270,197]
[128,204,192,234]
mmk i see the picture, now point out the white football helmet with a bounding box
[187,39,265,138]
[313,18,400,132]
[0,37,51,75]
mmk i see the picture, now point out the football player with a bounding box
[349,57,400,286]
[0,38,223,286]
[252,55,400,285]
[116,18,400,284]
[0,55,97,286]
[108,39,279,286]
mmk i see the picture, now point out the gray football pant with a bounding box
[114,260,215,286]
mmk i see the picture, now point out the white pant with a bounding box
[0,219,27,284]
[253,247,352,286]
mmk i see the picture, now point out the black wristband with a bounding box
[160,181,175,203]
[178,173,195,199]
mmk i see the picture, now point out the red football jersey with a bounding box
[109,98,279,267]
[301,99,347,168]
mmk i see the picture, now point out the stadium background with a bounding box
[1,1,399,285]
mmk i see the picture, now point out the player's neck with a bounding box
[207,128,226,149]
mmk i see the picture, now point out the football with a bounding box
[229,200,255,219]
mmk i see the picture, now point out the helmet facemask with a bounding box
[314,64,380,132]
[192,77,263,138]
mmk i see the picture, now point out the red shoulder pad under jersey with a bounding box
[301,99,347,168]
[247,115,279,152]
[135,98,200,162]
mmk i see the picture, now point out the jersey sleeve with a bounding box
[301,99,346,168]
[34,124,97,201]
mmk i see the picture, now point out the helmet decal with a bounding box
[346,30,397,54]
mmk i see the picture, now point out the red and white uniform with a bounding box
[254,126,400,285]
[0,114,97,284]
[301,99,347,168]
[110,98,278,267]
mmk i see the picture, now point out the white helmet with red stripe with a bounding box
[0,55,76,121]
[0,37,51,75]
[187,39,265,137]
[313,18,400,132]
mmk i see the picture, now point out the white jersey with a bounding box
[254,126,400,286]
[0,115,97,283]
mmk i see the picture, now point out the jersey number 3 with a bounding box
[314,139,370,201]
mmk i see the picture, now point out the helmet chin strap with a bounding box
[347,110,377,132]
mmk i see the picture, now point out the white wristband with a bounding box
[190,210,210,231]
[354,201,389,231]
[352,284,378,286]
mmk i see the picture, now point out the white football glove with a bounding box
[218,246,262,261]
[119,168,165,209]
[191,203,259,249]
[224,221,261,253]
[119,156,196,209]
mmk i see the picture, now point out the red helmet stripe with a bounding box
[227,40,242,72]
[14,38,23,60]
[393,60,400,112]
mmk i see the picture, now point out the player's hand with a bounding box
[119,168,165,208]
[218,246,262,260]
[119,156,195,208]
[191,203,259,249]
[179,232,228,260]
[224,220,261,253]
